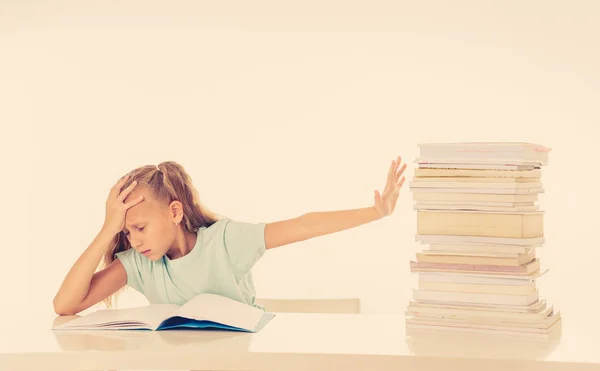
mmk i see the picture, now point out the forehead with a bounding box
[123,188,164,224]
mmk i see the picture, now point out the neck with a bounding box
[166,227,197,260]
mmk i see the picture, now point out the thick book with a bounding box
[412,288,540,306]
[412,192,538,203]
[53,293,276,333]
[416,210,544,239]
[406,300,553,319]
[416,248,536,266]
[406,303,560,328]
[418,281,536,295]
[416,142,551,165]
[410,258,540,276]
[415,234,545,246]
[405,310,561,334]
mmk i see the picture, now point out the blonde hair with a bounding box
[101,161,224,308]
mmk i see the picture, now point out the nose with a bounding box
[131,239,143,250]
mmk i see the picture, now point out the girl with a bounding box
[53,158,406,316]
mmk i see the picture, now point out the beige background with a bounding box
[1,0,599,352]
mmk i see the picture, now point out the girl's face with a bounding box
[122,187,178,261]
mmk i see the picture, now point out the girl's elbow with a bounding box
[53,298,78,316]
[54,305,70,316]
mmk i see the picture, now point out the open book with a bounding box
[53,293,276,333]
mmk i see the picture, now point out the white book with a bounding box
[413,204,540,212]
[418,281,536,295]
[420,250,534,259]
[415,268,548,281]
[415,200,536,207]
[413,168,542,178]
[413,289,539,306]
[407,311,560,328]
[410,187,544,194]
[405,314,560,334]
[424,244,536,255]
[412,298,548,313]
[415,208,544,215]
[417,163,539,171]
[412,192,538,203]
[410,181,543,189]
[415,158,544,167]
[406,302,554,322]
[417,272,536,285]
[413,177,542,183]
[416,142,550,165]
[416,234,545,246]
[53,293,276,333]
[405,322,560,338]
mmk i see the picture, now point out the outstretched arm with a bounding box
[264,156,406,249]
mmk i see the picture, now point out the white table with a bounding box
[1,312,599,371]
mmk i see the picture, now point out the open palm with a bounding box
[374,156,407,218]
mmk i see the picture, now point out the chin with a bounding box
[146,254,163,262]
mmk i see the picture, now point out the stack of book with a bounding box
[405,142,562,338]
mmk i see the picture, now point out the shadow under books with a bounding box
[405,324,562,361]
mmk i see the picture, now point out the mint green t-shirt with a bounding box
[115,218,267,310]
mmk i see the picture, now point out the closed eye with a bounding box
[123,226,145,236]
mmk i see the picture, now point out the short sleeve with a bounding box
[115,248,145,294]
[221,219,267,277]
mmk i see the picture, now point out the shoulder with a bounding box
[199,218,229,242]
[115,247,152,272]
[202,218,267,276]
[202,217,264,235]
[202,218,267,250]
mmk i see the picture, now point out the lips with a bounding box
[141,249,151,255]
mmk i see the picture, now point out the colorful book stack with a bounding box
[405,142,562,338]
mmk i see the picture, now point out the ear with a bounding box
[169,200,184,225]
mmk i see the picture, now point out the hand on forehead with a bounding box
[123,187,163,218]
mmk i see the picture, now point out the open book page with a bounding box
[56,304,179,330]
[167,293,266,331]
